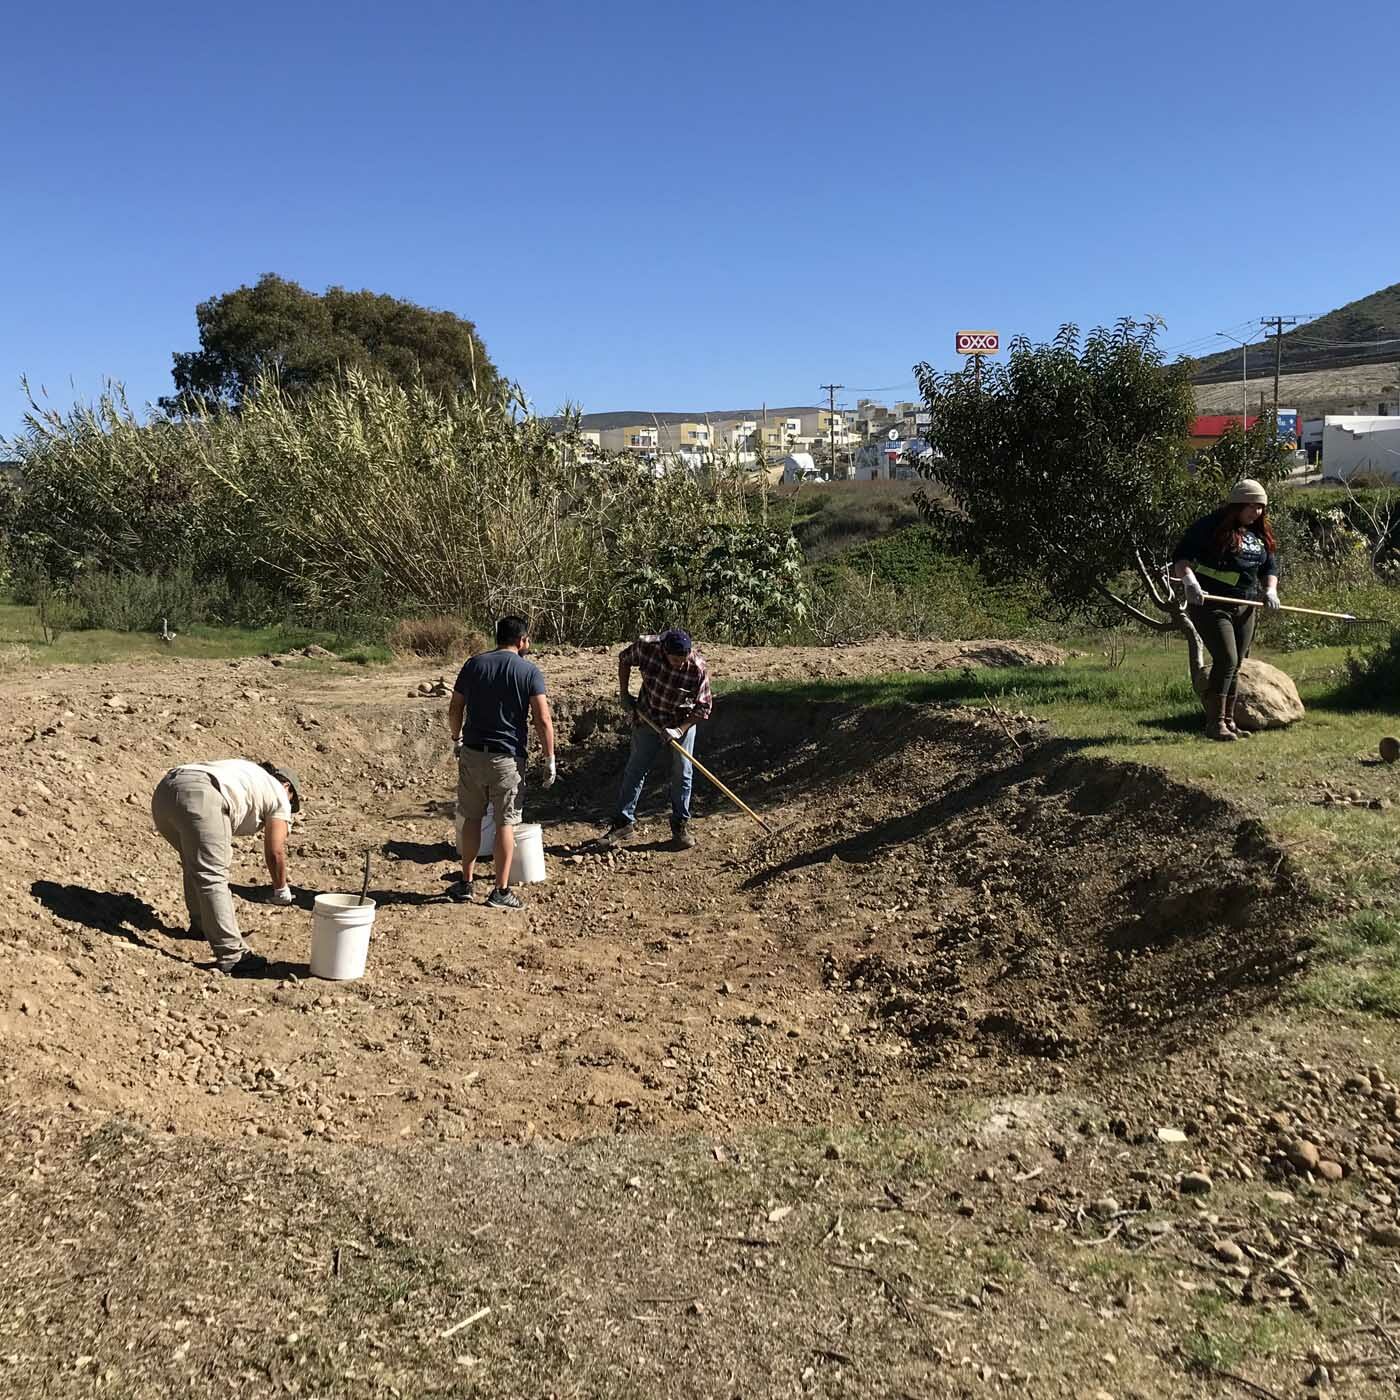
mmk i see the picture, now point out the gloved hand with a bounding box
[269,885,295,906]
[665,726,684,742]
[453,739,463,760]
[1264,587,1281,610]
[542,756,557,789]
[1182,572,1206,607]
[619,691,636,713]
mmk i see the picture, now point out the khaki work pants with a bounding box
[151,769,247,970]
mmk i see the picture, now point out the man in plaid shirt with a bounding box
[600,628,713,850]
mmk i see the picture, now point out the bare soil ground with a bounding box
[2,641,1399,1398]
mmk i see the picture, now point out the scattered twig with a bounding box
[1189,1363,1288,1400]
[1012,1166,1043,1183]
[829,1261,921,1324]
[714,1235,778,1248]
[979,691,1024,753]
[440,1305,490,1339]
[1072,1222,1124,1249]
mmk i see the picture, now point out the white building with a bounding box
[1320,416,1400,481]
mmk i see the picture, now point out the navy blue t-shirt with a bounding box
[454,649,546,759]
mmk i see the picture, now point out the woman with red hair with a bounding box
[1171,479,1281,741]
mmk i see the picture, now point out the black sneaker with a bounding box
[485,887,524,911]
[445,878,474,903]
[225,951,270,979]
[671,820,696,850]
[599,821,635,849]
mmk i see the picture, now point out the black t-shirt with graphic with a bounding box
[1172,509,1280,601]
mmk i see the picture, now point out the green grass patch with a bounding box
[0,601,390,667]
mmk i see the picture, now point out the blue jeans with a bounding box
[617,724,696,825]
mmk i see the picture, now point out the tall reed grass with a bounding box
[7,373,793,642]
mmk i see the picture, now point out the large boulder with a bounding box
[1194,658,1304,730]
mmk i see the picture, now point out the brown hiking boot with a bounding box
[672,819,696,850]
[1204,692,1236,742]
[1223,692,1250,739]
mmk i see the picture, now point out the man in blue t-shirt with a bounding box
[446,615,556,909]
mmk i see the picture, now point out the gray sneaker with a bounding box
[485,887,524,911]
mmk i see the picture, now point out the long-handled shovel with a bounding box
[634,708,775,836]
[1198,593,1390,627]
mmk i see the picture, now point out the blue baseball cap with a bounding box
[660,628,692,655]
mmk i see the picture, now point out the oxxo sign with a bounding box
[955,330,999,355]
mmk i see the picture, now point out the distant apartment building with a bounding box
[598,424,659,454]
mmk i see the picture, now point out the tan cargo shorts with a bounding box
[457,746,526,825]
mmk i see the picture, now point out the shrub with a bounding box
[66,568,284,632]
[616,523,810,643]
[1342,628,1400,708]
[388,615,473,659]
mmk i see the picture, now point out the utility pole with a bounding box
[1260,315,1301,421]
[820,383,844,479]
[1216,332,1252,424]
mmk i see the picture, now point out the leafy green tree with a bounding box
[913,320,1243,689]
[1192,416,1294,499]
[163,274,500,411]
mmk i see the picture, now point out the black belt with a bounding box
[462,741,516,756]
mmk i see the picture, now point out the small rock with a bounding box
[1368,1225,1400,1248]
[1180,1171,1213,1196]
[1031,1194,1054,1214]
[823,1143,843,1161]
[1156,1127,1188,1144]
[1316,1160,1344,1183]
[1090,1197,1120,1220]
[1305,1362,1332,1389]
[1287,1139,1321,1174]
[1214,1240,1246,1265]
[976,1166,997,1183]
[1265,1190,1294,1206]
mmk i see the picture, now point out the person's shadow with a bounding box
[30,881,194,960]
[231,882,449,909]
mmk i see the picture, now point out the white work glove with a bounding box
[453,739,463,760]
[1264,586,1281,610]
[269,885,295,906]
[542,756,557,789]
[1181,571,1205,607]
[665,726,684,742]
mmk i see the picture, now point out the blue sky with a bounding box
[3,0,1396,438]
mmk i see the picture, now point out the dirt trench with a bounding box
[0,658,1309,1148]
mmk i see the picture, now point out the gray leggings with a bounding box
[1189,602,1256,695]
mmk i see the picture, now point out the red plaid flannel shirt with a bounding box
[621,636,713,725]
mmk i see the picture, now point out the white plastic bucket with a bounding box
[452,805,497,858]
[309,893,376,980]
[513,823,547,885]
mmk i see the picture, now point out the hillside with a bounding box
[1194,359,1400,420]
[1190,280,1400,384]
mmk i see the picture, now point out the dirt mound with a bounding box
[0,652,1305,1147]
[696,701,1308,1067]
